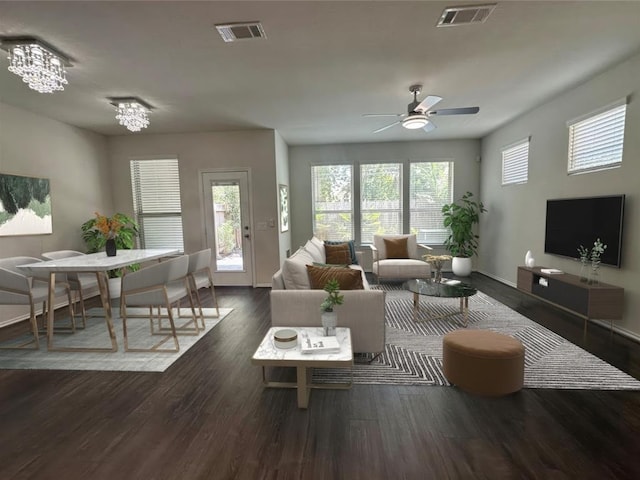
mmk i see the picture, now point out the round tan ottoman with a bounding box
[443,330,525,396]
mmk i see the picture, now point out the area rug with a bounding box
[312,285,640,390]
[0,307,232,372]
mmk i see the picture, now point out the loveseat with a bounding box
[271,237,386,354]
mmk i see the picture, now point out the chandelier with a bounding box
[109,97,152,132]
[1,37,70,93]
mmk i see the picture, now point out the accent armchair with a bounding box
[370,234,432,284]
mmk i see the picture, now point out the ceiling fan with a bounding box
[363,84,479,133]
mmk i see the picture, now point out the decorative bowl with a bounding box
[273,328,298,349]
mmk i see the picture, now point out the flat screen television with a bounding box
[544,195,625,267]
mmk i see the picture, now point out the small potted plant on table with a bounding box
[320,279,344,336]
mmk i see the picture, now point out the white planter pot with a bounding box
[321,311,337,336]
[451,257,473,277]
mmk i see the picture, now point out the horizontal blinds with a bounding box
[130,159,184,251]
[409,161,453,244]
[311,165,354,241]
[360,163,402,243]
[502,140,529,185]
[568,104,626,174]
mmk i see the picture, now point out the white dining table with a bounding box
[18,248,179,352]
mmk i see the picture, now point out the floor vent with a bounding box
[437,4,496,27]
[215,22,266,42]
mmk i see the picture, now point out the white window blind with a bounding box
[360,163,402,244]
[409,161,453,244]
[502,139,529,185]
[568,101,626,174]
[311,164,354,241]
[130,158,184,251]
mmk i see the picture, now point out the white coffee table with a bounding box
[252,327,353,408]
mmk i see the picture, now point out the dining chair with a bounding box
[119,255,196,352]
[186,248,219,328]
[0,256,74,349]
[42,250,101,329]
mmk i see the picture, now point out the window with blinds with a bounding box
[130,158,184,251]
[311,164,354,241]
[502,139,529,185]
[409,161,453,244]
[568,100,627,174]
[360,163,402,244]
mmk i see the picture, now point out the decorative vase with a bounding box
[589,264,600,286]
[434,266,443,283]
[526,256,535,268]
[579,262,589,283]
[525,250,534,266]
[105,238,117,257]
[451,257,472,277]
[321,311,337,336]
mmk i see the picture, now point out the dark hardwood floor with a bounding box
[1,275,640,479]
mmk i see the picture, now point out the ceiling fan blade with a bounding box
[428,106,480,116]
[414,95,443,113]
[423,121,437,133]
[373,121,400,133]
[363,113,405,118]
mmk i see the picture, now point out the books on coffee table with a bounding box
[300,335,341,354]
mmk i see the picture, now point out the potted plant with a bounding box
[81,212,139,276]
[320,279,344,336]
[441,191,487,277]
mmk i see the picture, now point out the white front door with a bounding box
[201,170,254,286]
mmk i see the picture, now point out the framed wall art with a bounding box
[0,173,52,236]
[279,184,289,232]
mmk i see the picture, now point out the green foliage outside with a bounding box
[212,185,241,255]
[442,191,487,258]
[81,213,140,277]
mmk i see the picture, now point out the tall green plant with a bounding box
[441,191,487,258]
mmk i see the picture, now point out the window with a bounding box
[410,161,453,244]
[311,160,453,245]
[502,138,529,185]
[567,100,627,174]
[130,158,184,251]
[360,163,402,244]
[311,164,353,241]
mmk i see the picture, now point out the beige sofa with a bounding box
[271,237,386,354]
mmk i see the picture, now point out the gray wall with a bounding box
[275,131,291,264]
[0,102,112,324]
[288,140,481,269]
[480,51,640,339]
[107,130,281,287]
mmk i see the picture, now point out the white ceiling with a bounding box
[1,1,640,145]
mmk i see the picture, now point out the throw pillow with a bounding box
[384,237,409,259]
[313,262,349,268]
[324,240,358,264]
[306,265,364,290]
[324,243,352,265]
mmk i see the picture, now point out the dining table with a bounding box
[18,248,179,352]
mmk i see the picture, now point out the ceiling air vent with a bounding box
[437,4,496,27]
[215,22,266,42]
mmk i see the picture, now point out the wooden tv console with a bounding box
[516,266,624,334]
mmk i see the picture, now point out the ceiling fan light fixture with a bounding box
[402,113,428,130]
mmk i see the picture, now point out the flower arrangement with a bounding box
[577,238,607,284]
[423,254,452,283]
[320,279,344,312]
[93,212,123,239]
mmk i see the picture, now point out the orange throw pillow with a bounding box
[324,243,352,265]
[306,265,364,290]
[384,237,409,259]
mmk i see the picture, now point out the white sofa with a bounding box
[371,234,432,284]
[271,237,386,354]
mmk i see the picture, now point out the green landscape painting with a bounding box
[0,173,52,236]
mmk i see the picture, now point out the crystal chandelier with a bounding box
[1,37,70,93]
[109,98,152,132]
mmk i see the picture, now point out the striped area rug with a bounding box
[312,286,640,390]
